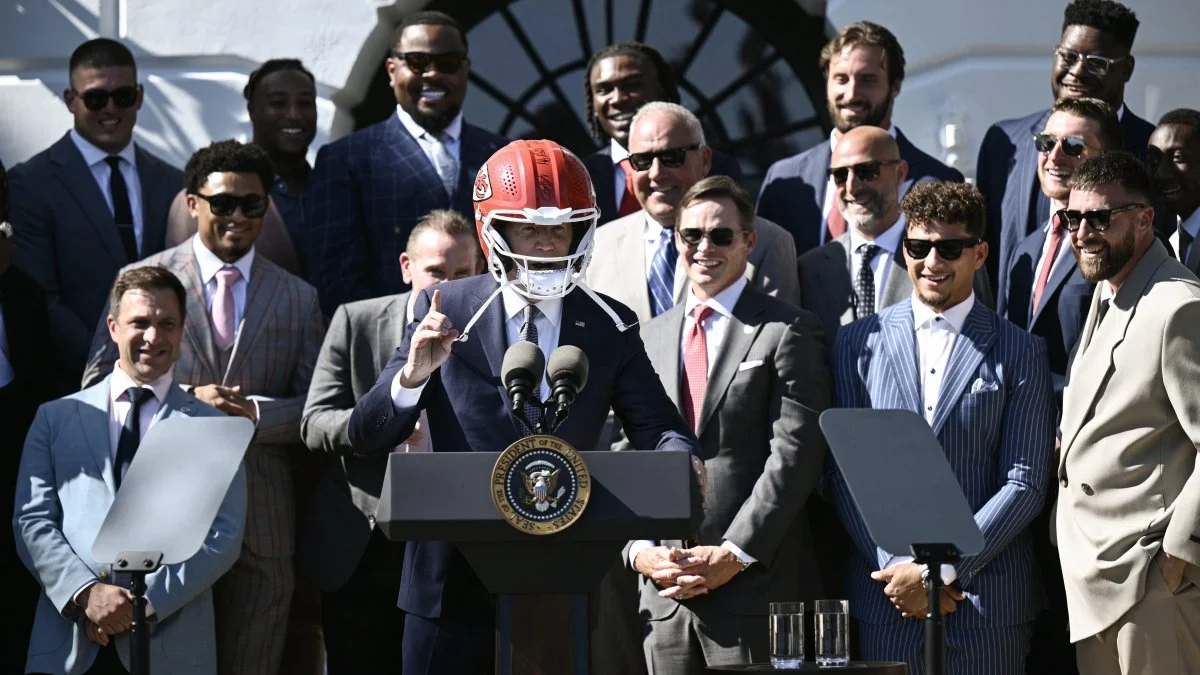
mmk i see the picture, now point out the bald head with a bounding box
[830,126,907,237]
[833,126,901,165]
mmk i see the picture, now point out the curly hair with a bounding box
[584,41,679,140]
[901,182,988,239]
[1062,0,1140,49]
[1069,150,1154,204]
[820,21,905,86]
[183,140,275,195]
[1050,97,1122,150]
[393,10,468,53]
[243,58,315,101]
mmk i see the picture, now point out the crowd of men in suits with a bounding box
[4,1,1200,674]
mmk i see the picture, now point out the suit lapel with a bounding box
[590,147,619,224]
[467,281,518,431]
[1003,113,1048,252]
[51,134,128,264]
[880,250,913,307]
[1185,235,1200,275]
[617,219,653,320]
[696,289,765,436]
[377,293,410,371]
[1030,246,1078,327]
[225,256,279,382]
[78,379,118,494]
[455,124,498,206]
[929,303,995,436]
[879,301,922,415]
[385,116,445,200]
[825,235,855,325]
[804,149,831,216]
[176,249,221,379]
[135,147,167,255]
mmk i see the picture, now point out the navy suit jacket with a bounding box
[756,128,964,255]
[830,299,1055,628]
[305,115,507,315]
[584,145,743,227]
[348,274,699,619]
[977,106,1153,312]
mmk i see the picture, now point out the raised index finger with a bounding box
[430,288,442,314]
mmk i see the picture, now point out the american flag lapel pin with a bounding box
[575,320,586,327]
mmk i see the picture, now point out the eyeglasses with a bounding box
[678,227,741,247]
[627,144,703,171]
[192,192,269,218]
[902,237,982,261]
[1054,48,1128,77]
[1055,203,1145,232]
[828,160,900,186]
[1034,133,1088,157]
[390,51,468,75]
[71,86,139,111]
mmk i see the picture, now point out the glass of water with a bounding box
[815,599,850,667]
[769,601,804,669]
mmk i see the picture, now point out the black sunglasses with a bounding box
[627,144,702,171]
[903,237,982,261]
[72,86,139,111]
[828,160,900,186]
[1034,133,1088,157]
[192,193,269,218]
[1055,203,1145,233]
[678,227,742,247]
[391,51,468,75]
[1054,48,1127,77]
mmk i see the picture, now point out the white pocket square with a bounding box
[737,360,764,372]
[969,379,999,394]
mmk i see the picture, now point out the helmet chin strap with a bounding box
[453,279,638,343]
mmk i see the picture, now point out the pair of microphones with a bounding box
[501,342,589,434]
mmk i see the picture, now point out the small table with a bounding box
[709,662,907,674]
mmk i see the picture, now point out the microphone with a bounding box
[545,346,589,420]
[502,341,545,419]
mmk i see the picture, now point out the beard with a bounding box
[843,187,897,236]
[404,100,463,134]
[828,96,893,134]
[1073,227,1136,282]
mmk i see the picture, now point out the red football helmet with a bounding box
[472,139,599,300]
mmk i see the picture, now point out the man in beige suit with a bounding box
[1057,150,1200,674]
[585,101,798,324]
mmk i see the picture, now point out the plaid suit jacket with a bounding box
[82,241,326,558]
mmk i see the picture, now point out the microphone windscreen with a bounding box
[502,341,545,385]
[546,345,589,389]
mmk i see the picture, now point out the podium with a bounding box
[377,449,701,675]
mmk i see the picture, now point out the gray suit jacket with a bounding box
[618,285,830,619]
[299,292,409,591]
[586,211,800,325]
[15,378,246,675]
[9,132,181,389]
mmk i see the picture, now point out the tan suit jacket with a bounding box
[1058,239,1200,641]
[585,210,800,324]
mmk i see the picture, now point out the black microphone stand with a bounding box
[112,550,163,675]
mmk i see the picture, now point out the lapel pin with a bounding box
[179,406,191,413]
[575,320,586,328]
[743,325,754,334]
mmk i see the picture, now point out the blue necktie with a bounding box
[649,228,677,317]
[115,387,152,490]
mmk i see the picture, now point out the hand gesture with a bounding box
[400,289,459,388]
[80,583,134,636]
[193,384,258,423]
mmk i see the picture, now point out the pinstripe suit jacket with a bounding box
[81,240,326,559]
[830,298,1055,628]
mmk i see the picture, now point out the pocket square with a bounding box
[737,360,764,372]
[969,378,999,394]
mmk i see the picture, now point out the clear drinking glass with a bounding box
[769,601,805,669]
[815,599,850,667]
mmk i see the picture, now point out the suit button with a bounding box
[99,571,109,580]
[1060,478,1068,488]
[1081,483,1094,496]
[368,515,377,528]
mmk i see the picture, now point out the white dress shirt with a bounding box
[820,124,898,246]
[848,214,905,310]
[70,129,145,253]
[1170,210,1200,264]
[396,106,463,167]
[642,214,687,299]
[611,138,631,212]
[0,305,12,388]
[193,235,255,330]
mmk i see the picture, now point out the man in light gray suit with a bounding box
[81,141,325,675]
[16,266,246,675]
[8,39,182,392]
[586,102,799,324]
[299,210,482,674]
[620,176,830,672]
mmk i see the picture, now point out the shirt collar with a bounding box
[912,292,975,333]
[396,106,463,143]
[849,213,906,255]
[642,213,672,241]
[1180,210,1200,240]
[1116,104,1126,121]
[683,275,748,321]
[70,128,136,167]
[829,124,897,153]
[611,138,630,165]
[109,361,174,406]
[500,285,563,328]
[192,234,255,286]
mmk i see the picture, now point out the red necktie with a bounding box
[681,305,713,431]
[826,199,848,240]
[618,158,640,218]
[1032,221,1065,313]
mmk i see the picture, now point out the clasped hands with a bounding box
[78,583,135,647]
[193,384,258,424]
[634,545,745,601]
[871,562,965,619]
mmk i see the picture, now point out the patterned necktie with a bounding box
[854,244,881,320]
[428,131,459,199]
[212,266,241,351]
[648,228,678,317]
[105,156,138,261]
[115,387,152,490]
[681,304,713,432]
[618,158,640,218]
[519,304,543,433]
[1032,221,1065,313]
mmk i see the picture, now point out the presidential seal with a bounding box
[491,435,591,535]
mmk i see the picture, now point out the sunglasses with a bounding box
[678,227,741,247]
[192,192,269,218]
[828,160,900,186]
[390,51,468,75]
[72,86,139,111]
[902,237,982,261]
[1055,203,1145,233]
[627,144,702,171]
[1034,133,1088,158]
[1054,48,1128,77]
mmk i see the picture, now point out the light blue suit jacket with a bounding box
[829,298,1055,629]
[13,376,246,675]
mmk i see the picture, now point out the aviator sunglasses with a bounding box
[72,86,139,111]
[391,51,468,75]
[678,227,741,247]
[1054,203,1145,233]
[627,144,703,171]
[192,193,269,218]
[902,237,982,261]
[1034,133,1088,157]
[827,160,900,186]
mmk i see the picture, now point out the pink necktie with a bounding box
[213,266,241,351]
[681,305,713,432]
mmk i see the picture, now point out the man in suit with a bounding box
[81,141,325,675]
[8,38,182,392]
[347,140,702,674]
[300,209,482,674]
[16,265,246,675]
[582,41,742,226]
[586,102,798,325]
[830,182,1055,674]
[976,0,1151,301]
[756,21,963,256]
[1149,108,1200,275]
[307,11,507,315]
[621,175,830,672]
[1056,152,1200,674]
